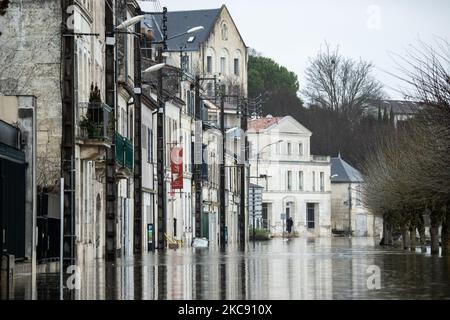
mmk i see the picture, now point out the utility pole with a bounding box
[133,7,143,255]
[239,99,248,247]
[61,0,76,300]
[219,92,226,249]
[156,7,168,250]
[348,184,352,236]
[194,75,203,239]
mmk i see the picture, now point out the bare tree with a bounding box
[303,43,384,123]
[363,39,450,256]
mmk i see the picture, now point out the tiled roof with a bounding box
[143,8,222,52]
[331,156,363,183]
[248,117,283,132]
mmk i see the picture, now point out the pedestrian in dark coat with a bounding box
[287,217,294,234]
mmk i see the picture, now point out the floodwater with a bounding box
[12,238,450,300]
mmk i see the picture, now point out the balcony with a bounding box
[115,132,133,178]
[311,155,330,162]
[76,102,112,160]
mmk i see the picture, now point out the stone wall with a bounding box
[0,0,63,190]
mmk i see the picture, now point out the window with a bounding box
[287,142,292,155]
[142,124,147,150]
[234,58,240,76]
[186,90,194,116]
[262,203,269,229]
[307,203,315,229]
[287,171,292,191]
[312,172,316,191]
[121,108,126,136]
[356,184,362,207]
[147,128,153,163]
[207,56,213,74]
[298,171,304,191]
[320,172,325,192]
[298,143,303,156]
[220,57,226,74]
[286,202,293,220]
[174,218,177,237]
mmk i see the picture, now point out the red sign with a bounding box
[171,147,184,190]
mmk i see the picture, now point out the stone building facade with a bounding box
[248,116,332,237]
[330,156,383,238]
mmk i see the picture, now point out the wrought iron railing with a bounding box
[76,102,112,142]
[115,132,133,171]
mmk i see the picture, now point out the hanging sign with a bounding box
[171,147,184,190]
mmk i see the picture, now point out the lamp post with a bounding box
[251,140,283,242]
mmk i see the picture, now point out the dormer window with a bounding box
[187,36,195,43]
[221,23,228,41]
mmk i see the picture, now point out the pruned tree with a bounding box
[303,42,384,123]
[363,38,450,256]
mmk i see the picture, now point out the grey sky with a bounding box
[139,0,450,100]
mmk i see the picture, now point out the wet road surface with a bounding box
[12,238,450,300]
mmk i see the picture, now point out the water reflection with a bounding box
[12,238,450,300]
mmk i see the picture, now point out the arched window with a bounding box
[221,22,228,41]
[220,48,229,75]
[233,50,242,76]
[206,48,215,74]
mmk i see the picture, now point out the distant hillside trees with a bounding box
[248,52,303,109]
[248,46,392,169]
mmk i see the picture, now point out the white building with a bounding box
[330,156,383,238]
[248,116,332,237]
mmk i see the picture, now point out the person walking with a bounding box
[286,217,294,235]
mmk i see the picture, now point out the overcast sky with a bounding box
[139,0,450,100]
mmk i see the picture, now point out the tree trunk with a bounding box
[385,223,393,246]
[441,220,450,256]
[409,225,416,252]
[418,223,427,253]
[401,225,409,250]
[430,219,440,255]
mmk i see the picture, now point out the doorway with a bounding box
[0,157,26,259]
[307,203,315,230]
[95,194,101,258]
[355,214,367,237]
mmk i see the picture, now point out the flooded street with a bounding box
[13,238,450,300]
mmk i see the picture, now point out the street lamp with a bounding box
[115,15,145,31]
[252,140,283,242]
[165,26,205,42]
[143,63,166,74]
